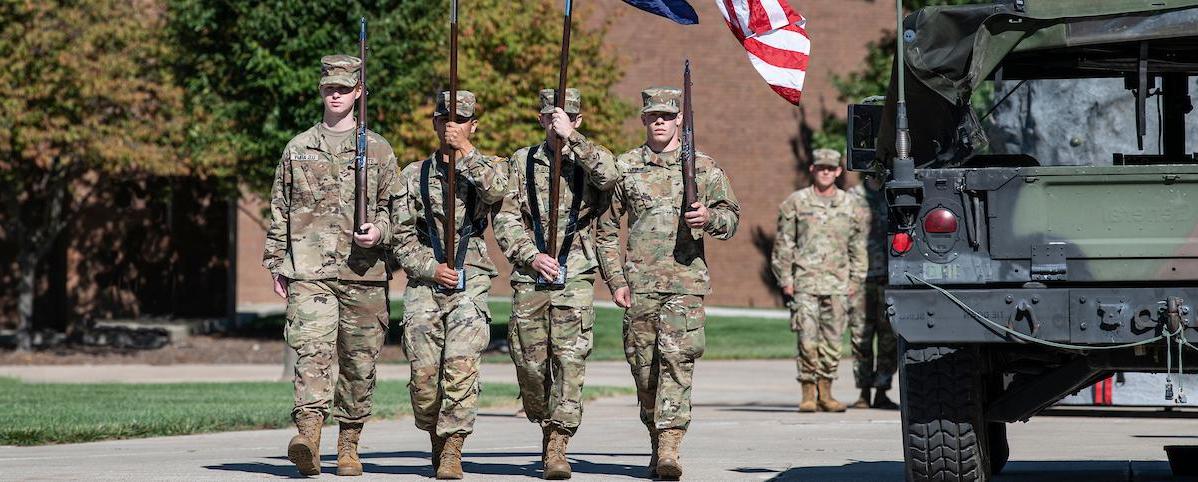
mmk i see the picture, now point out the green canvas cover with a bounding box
[878,0,1198,167]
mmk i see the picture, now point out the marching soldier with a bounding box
[771,148,870,413]
[847,172,899,409]
[263,55,397,477]
[596,87,740,479]
[391,91,507,479]
[493,88,618,479]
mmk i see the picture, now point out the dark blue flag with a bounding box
[621,0,699,25]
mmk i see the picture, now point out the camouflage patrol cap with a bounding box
[812,148,843,167]
[434,90,477,118]
[320,55,361,88]
[640,87,682,114]
[539,88,581,114]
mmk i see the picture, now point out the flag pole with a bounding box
[546,0,574,257]
[444,0,460,279]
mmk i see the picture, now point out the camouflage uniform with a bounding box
[596,88,740,433]
[771,176,869,383]
[263,55,395,425]
[493,88,619,434]
[848,182,898,390]
[391,91,507,438]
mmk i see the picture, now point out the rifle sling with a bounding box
[525,144,585,266]
[420,159,485,270]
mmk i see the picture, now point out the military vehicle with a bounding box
[847,1,1198,480]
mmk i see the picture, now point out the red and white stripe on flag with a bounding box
[716,0,810,105]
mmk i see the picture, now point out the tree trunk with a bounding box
[15,247,37,352]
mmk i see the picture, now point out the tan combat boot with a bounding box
[431,432,446,472]
[543,426,572,479]
[851,388,872,409]
[817,378,847,412]
[655,428,685,480]
[336,422,363,476]
[288,413,323,476]
[646,428,660,477]
[436,433,466,479]
[799,382,818,412]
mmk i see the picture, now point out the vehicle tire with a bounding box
[987,422,1009,475]
[900,343,991,481]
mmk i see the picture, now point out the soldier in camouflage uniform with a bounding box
[595,87,740,480]
[493,88,618,480]
[847,173,899,410]
[770,148,869,413]
[391,90,507,480]
[263,55,396,477]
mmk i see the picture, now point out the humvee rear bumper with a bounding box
[889,286,1198,344]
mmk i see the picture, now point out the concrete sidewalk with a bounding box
[0,359,1188,481]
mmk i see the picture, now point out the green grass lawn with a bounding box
[0,378,632,446]
[252,300,835,363]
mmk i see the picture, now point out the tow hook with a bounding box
[1008,299,1041,336]
[1167,297,1184,333]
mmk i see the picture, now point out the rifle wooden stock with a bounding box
[354,17,369,234]
[546,0,574,256]
[682,59,698,211]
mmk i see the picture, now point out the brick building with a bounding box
[237,0,896,309]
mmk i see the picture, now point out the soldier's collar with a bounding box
[805,185,844,207]
[309,123,357,155]
[643,145,680,167]
[534,141,574,166]
[425,153,451,178]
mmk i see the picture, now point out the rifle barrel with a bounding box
[682,59,698,210]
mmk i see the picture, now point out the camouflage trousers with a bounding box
[624,292,706,431]
[791,293,847,383]
[850,281,898,389]
[284,279,388,424]
[401,277,492,438]
[507,277,596,434]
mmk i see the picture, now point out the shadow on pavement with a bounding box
[762,460,1183,482]
[214,450,647,478]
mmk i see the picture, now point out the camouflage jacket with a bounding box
[596,146,740,296]
[392,150,507,286]
[771,186,870,296]
[848,183,888,279]
[263,124,397,282]
[494,132,618,285]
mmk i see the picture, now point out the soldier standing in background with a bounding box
[595,87,740,480]
[771,148,869,413]
[263,55,397,477]
[391,91,507,479]
[493,88,618,479]
[847,172,899,409]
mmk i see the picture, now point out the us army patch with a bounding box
[291,153,319,161]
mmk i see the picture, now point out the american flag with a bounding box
[715,0,811,105]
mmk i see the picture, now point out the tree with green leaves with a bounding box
[168,0,636,197]
[0,1,232,351]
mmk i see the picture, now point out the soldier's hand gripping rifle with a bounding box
[541,0,574,289]
[442,0,465,291]
[354,17,369,235]
[681,60,698,212]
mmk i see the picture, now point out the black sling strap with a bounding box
[525,145,585,265]
[420,159,484,270]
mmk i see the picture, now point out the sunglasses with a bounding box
[644,112,679,121]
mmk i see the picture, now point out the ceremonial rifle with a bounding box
[681,59,698,212]
[354,17,369,234]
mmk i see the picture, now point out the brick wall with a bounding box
[236,0,896,309]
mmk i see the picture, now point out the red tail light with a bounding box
[892,232,913,254]
[923,208,958,233]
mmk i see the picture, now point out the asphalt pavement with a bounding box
[0,360,1192,481]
